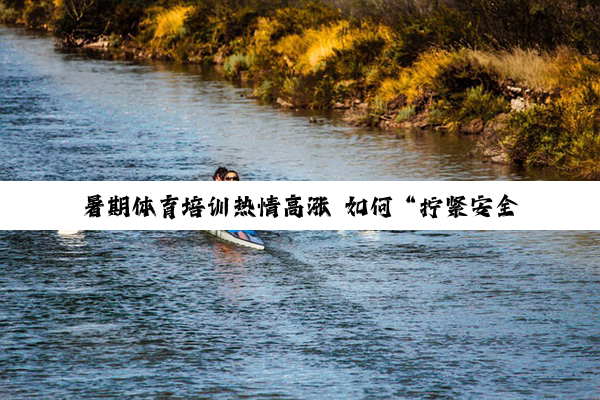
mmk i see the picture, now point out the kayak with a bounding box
[207,230,265,250]
[57,230,81,235]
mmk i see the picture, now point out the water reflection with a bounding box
[56,230,86,249]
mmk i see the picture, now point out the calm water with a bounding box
[2,230,599,398]
[0,27,564,182]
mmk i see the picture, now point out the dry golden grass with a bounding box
[468,48,555,90]
[275,21,348,74]
[468,47,600,91]
[376,49,467,104]
[153,6,194,39]
[375,46,600,110]
[274,21,395,75]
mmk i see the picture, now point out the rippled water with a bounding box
[1,231,600,397]
[1,27,564,182]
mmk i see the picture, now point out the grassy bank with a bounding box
[4,0,600,178]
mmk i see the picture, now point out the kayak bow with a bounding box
[207,230,265,250]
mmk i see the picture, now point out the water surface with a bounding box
[1,230,599,398]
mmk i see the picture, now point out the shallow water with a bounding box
[1,27,564,182]
[1,230,599,398]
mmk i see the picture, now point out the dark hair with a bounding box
[225,170,238,178]
[213,166,228,181]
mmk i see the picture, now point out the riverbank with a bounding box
[3,0,599,179]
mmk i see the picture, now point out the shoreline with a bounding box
[76,39,559,169]
[74,34,600,180]
[2,1,599,179]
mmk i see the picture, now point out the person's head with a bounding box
[213,166,228,181]
[223,170,239,181]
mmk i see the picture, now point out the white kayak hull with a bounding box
[207,230,265,250]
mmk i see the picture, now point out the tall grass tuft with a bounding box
[153,6,194,40]
[275,21,349,75]
[376,49,470,105]
[274,21,395,76]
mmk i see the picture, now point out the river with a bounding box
[1,27,566,182]
[1,26,599,398]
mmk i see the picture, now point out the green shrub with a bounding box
[504,80,600,177]
[395,105,416,122]
[253,79,277,102]
[458,85,510,123]
[223,52,255,79]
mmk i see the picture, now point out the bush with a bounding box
[395,105,416,122]
[223,52,255,79]
[0,1,22,23]
[375,49,481,107]
[210,7,260,47]
[268,2,339,41]
[153,6,193,40]
[23,0,53,28]
[53,0,139,45]
[504,79,600,177]
[457,85,509,123]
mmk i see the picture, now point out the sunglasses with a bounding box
[225,176,239,181]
